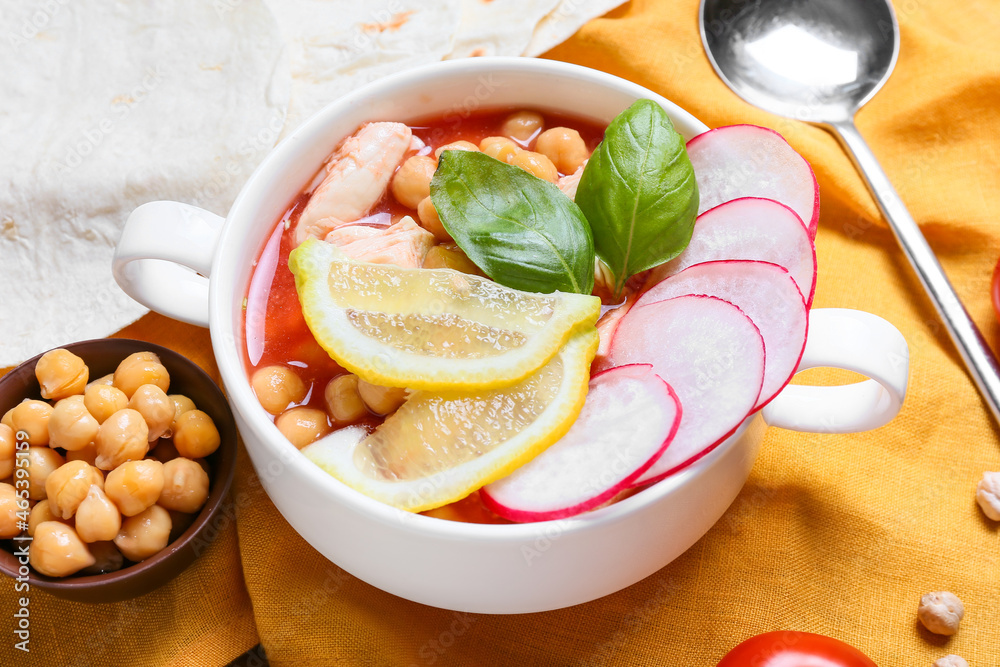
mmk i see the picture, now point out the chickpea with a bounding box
[416,196,451,241]
[158,458,210,514]
[275,407,332,449]
[149,438,180,462]
[27,447,65,500]
[45,460,104,519]
[357,380,408,416]
[118,350,157,366]
[976,470,1000,520]
[434,140,479,160]
[113,351,170,398]
[502,110,545,144]
[391,155,437,209]
[511,150,558,182]
[31,522,96,576]
[0,424,15,479]
[79,540,124,575]
[34,348,89,400]
[168,394,197,433]
[75,485,122,543]
[10,399,54,446]
[128,384,175,441]
[918,591,964,635]
[114,504,171,561]
[422,245,483,276]
[251,365,307,416]
[49,395,100,451]
[105,459,164,517]
[27,499,72,537]
[1,408,13,429]
[535,127,589,173]
[86,373,114,390]
[66,444,98,466]
[0,482,21,538]
[84,383,129,424]
[480,136,521,164]
[324,375,367,426]
[95,408,149,470]
[173,410,221,458]
[934,656,969,667]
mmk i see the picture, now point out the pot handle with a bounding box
[112,201,225,328]
[762,308,909,433]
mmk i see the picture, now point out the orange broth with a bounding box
[242,109,607,523]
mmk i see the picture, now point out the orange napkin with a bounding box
[5,0,1000,664]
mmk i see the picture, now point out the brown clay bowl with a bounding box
[0,339,237,603]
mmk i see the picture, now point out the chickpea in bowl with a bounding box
[0,339,236,603]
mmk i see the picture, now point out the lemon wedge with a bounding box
[301,328,599,512]
[289,239,600,391]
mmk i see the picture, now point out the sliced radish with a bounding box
[481,364,681,522]
[687,125,820,239]
[646,197,817,306]
[608,295,765,485]
[638,260,807,409]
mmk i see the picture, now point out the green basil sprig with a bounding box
[430,150,595,295]
[575,99,699,299]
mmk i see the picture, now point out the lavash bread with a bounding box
[0,0,624,366]
[0,0,289,366]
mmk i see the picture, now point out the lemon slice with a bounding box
[289,239,600,391]
[302,328,599,512]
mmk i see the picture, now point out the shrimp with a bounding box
[555,162,586,201]
[294,122,413,246]
[325,217,435,270]
[323,225,382,246]
[592,289,640,373]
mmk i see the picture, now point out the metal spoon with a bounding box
[700,0,1000,426]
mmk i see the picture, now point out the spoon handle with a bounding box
[828,118,1000,426]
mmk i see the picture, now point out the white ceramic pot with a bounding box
[112,58,909,614]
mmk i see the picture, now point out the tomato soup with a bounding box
[241,108,606,522]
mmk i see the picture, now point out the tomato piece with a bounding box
[716,631,877,667]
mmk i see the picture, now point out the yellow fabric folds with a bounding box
[5,0,1000,664]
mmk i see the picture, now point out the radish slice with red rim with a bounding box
[687,125,820,239]
[481,364,681,522]
[646,197,817,307]
[608,295,765,485]
[638,260,807,409]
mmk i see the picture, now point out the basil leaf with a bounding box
[430,150,595,295]
[576,99,699,298]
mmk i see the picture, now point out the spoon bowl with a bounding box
[701,0,898,122]
[699,0,1000,425]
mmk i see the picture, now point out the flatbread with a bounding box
[0,0,289,367]
[0,0,624,368]
[523,0,627,56]
[265,0,461,137]
[446,0,562,58]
